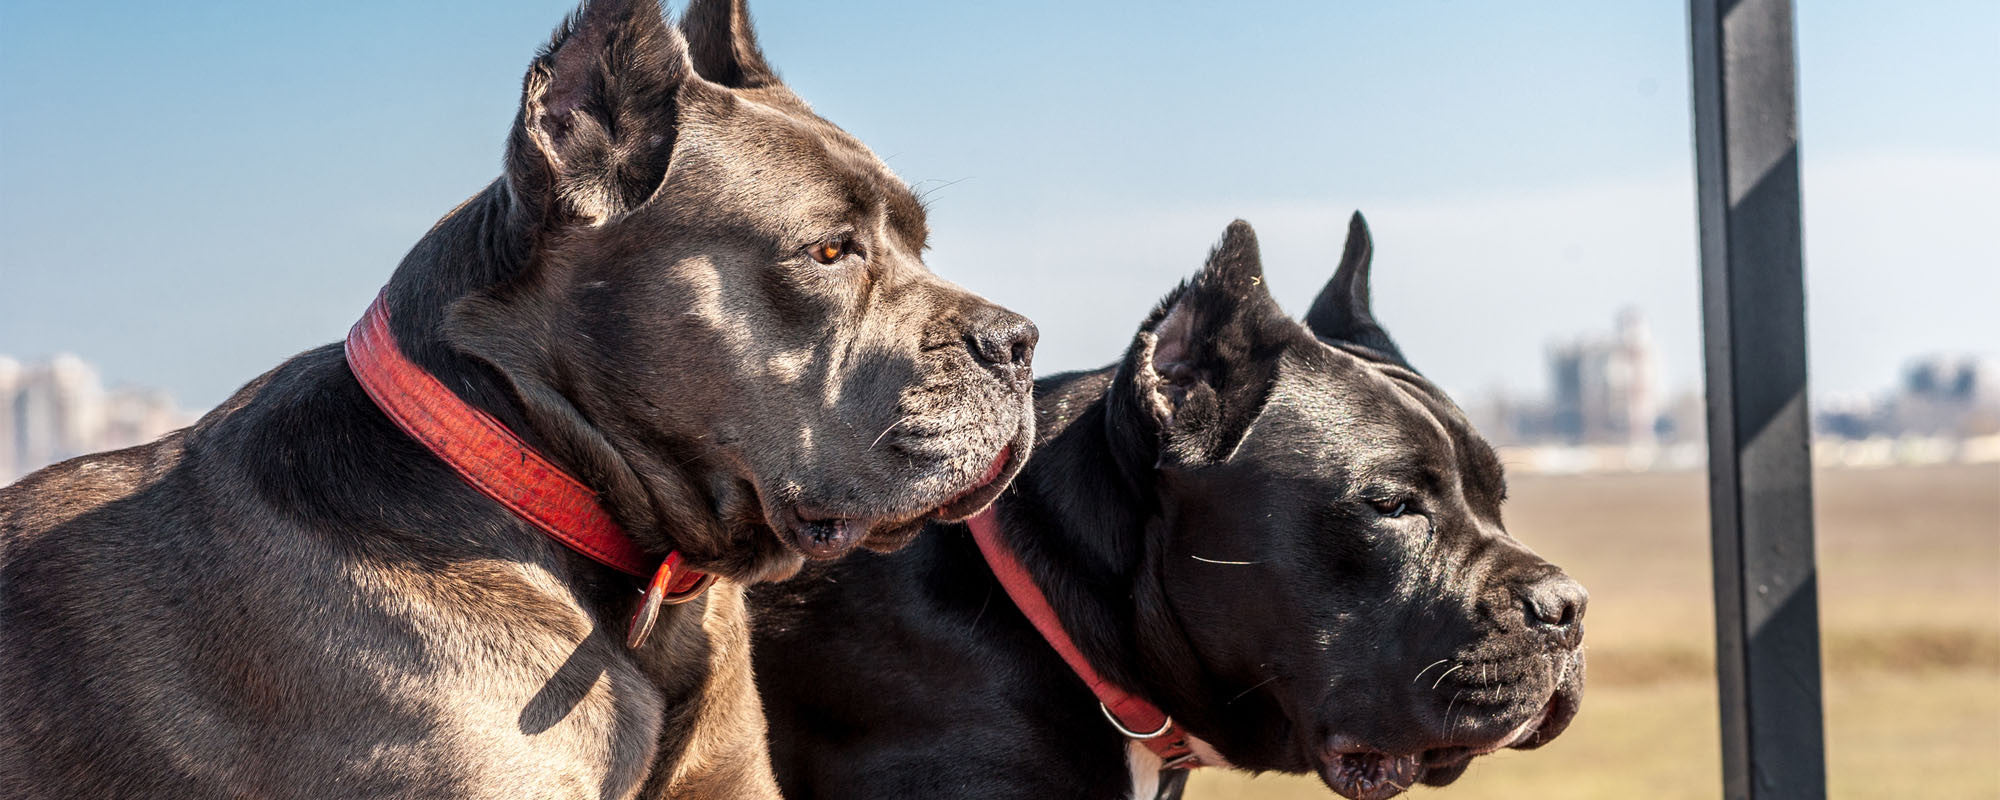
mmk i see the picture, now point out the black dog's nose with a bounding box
[967,306,1038,390]
[1520,574,1588,639]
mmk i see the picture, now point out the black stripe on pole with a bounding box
[1688,0,1827,798]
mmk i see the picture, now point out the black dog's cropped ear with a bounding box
[1113,221,1293,468]
[1303,211,1408,363]
[681,0,780,89]
[508,0,690,227]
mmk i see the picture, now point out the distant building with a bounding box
[1476,308,1671,448]
[0,354,193,485]
[1547,308,1661,446]
[0,356,19,482]
[1464,317,1999,473]
[1816,355,2000,440]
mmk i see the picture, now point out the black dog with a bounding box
[752,217,1586,800]
[0,1,1033,797]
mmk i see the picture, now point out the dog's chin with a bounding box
[775,511,869,561]
[858,517,928,553]
[1317,749,1422,800]
[738,544,808,584]
[768,434,1025,562]
[1312,680,1581,800]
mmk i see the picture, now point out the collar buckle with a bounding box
[626,553,717,649]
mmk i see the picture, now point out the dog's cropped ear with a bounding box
[1303,211,1408,365]
[1112,221,1293,468]
[507,0,690,228]
[681,0,780,89]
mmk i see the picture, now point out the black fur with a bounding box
[752,216,1587,800]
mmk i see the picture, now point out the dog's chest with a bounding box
[1125,733,1228,800]
[1125,741,1164,800]
[329,564,673,798]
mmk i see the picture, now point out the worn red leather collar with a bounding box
[967,508,1203,769]
[344,292,710,647]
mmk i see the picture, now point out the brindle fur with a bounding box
[0,1,1034,797]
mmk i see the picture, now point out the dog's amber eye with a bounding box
[1375,500,1409,518]
[810,238,852,265]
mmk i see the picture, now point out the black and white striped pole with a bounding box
[1687,0,1827,797]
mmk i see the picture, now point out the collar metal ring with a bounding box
[1100,702,1174,739]
[661,572,718,605]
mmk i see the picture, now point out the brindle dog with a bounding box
[0,1,1033,797]
[752,218,1586,800]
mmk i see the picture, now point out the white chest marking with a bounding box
[1124,732,1234,800]
[1126,740,1163,800]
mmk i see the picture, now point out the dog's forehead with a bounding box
[680,92,928,248]
[1243,343,1500,497]
[1248,350,1441,479]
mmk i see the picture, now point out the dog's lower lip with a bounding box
[1506,685,1577,751]
[787,515,860,560]
[1496,704,1550,750]
[929,443,1015,521]
[1318,749,1421,800]
[950,446,1011,504]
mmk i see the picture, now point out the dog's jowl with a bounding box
[752,216,1585,800]
[0,1,1033,797]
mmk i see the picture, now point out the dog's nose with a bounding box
[967,306,1038,390]
[1519,574,1587,642]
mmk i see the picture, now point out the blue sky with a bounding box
[2,1,1995,409]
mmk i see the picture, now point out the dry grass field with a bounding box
[1190,464,2000,800]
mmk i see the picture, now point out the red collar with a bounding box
[967,508,1204,770]
[343,292,712,647]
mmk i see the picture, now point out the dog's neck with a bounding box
[996,369,1226,743]
[379,181,541,439]
[356,182,730,568]
[211,181,715,646]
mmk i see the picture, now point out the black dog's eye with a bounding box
[809,236,854,265]
[1374,500,1410,519]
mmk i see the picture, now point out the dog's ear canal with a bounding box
[1303,211,1408,364]
[1115,220,1289,468]
[508,0,690,227]
[681,0,780,89]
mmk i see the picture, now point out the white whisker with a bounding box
[869,417,911,451]
[1190,555,1260,565]
[1228,675,1280,704]
[1432,663,1466,690]
[1411,659,1452,686]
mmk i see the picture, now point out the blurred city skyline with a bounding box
[11,332,1996,484]
[2,1,1995,411]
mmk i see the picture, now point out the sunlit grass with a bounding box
[1192,672,2000,799]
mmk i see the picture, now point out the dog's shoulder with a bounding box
[0,343,327,565]
[0,349,680,798]
[0,432,186,553]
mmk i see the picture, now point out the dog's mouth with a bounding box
[775,441,1021,561]
[1318,747,1422,800]
[1315,687,1578,800]
[930,442,1020,521]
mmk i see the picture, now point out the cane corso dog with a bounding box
[0,1,1034,797]
[752,217,1586,800]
